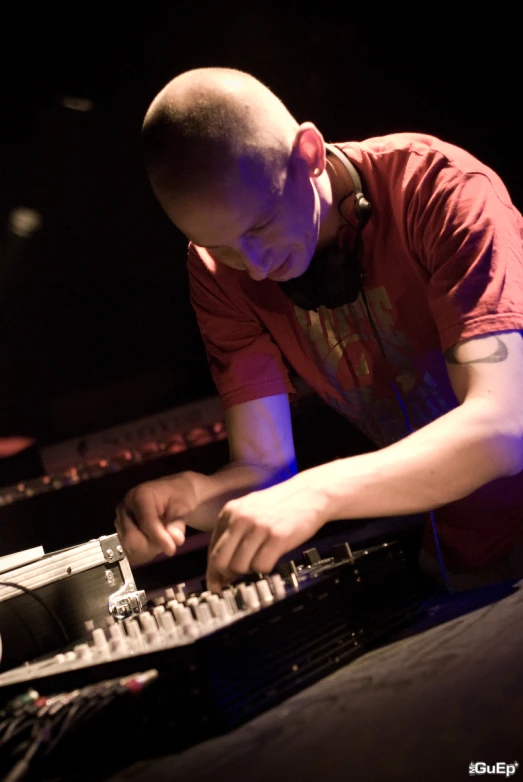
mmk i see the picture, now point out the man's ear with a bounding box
[291,122,326,178]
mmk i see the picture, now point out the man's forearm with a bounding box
[299,399,523,521]
[186,459,294,531]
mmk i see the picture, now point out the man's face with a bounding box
[157,154,322,282]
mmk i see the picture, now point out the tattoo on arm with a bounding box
[445,335,509,365]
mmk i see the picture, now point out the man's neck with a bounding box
[316,151,356,250]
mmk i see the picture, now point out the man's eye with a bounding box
[247,217,272,236]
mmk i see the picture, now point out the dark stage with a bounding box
[0,9,521,782]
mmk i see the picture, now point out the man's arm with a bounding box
[115,393,296,565]
[206,331,523,589]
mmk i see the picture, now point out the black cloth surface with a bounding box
[92,579,523,782]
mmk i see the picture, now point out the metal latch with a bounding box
[108,582,147,620]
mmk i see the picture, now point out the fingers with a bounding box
[113,474,197,567]
[206,508,281,592]
[115,485,182,565]
[166,520,186,547]
[132,487,180,555]
[115,503,165,566]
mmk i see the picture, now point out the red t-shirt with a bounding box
[188,133,523,568]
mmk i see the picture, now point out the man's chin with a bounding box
[269,254,310,282]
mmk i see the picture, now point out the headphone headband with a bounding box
[325,144,372,224]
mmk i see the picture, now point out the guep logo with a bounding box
[470,762,519,777]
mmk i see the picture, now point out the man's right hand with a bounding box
[115,395,298,567]
[115,472,198,566]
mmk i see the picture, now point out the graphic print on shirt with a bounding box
[293,286,453,447]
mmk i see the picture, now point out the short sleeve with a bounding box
[187,244,295,409]
[406,163,523,351]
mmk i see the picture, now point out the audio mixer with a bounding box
[0,539,422,748]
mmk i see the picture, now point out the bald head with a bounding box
[142,68,299,203]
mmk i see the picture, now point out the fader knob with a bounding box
[330,542,354,563]
[277,560,299,578]
[303,548,321,566]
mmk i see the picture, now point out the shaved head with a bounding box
[142,67,299,203]
[142,68,335,283]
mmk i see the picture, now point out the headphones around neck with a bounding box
[278,144,372,311]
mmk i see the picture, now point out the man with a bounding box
[115,67,523,592]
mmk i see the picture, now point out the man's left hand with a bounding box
[205,476,328,592]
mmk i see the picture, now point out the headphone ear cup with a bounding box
[323,247,355,308]
[279,244,362,311]
[315,242,363,307]
[278,277,317,310]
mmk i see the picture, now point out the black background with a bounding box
[0,6,519,447]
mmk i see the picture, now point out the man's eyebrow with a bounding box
[202,227,262,249]
[191,201,276,250]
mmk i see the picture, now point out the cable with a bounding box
[1,722,52,782]
[333,155,453,592]
[0,582,70,648]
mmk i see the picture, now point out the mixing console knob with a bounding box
[242,584,261,610]
[195,601,213,625]
[233,586,248,611]
[220,589,238,616]
[186,596,199,620]
[92,627,109,651]
[152,605,166,621]
[180,612,199,640]
[206,594,229,621]
[74,643,93,662]
[176,605,194,626]
[255,579,273,605]
[124,618,144,649]
[109,623,127,650]
[109,636,126,655]
[145,627,162,648]
[168,601,187,624]
[158,610,179,638]
[139,612,157,633]
[175,583,187,602]
[84,619,95,638]
[269,574,287,599]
